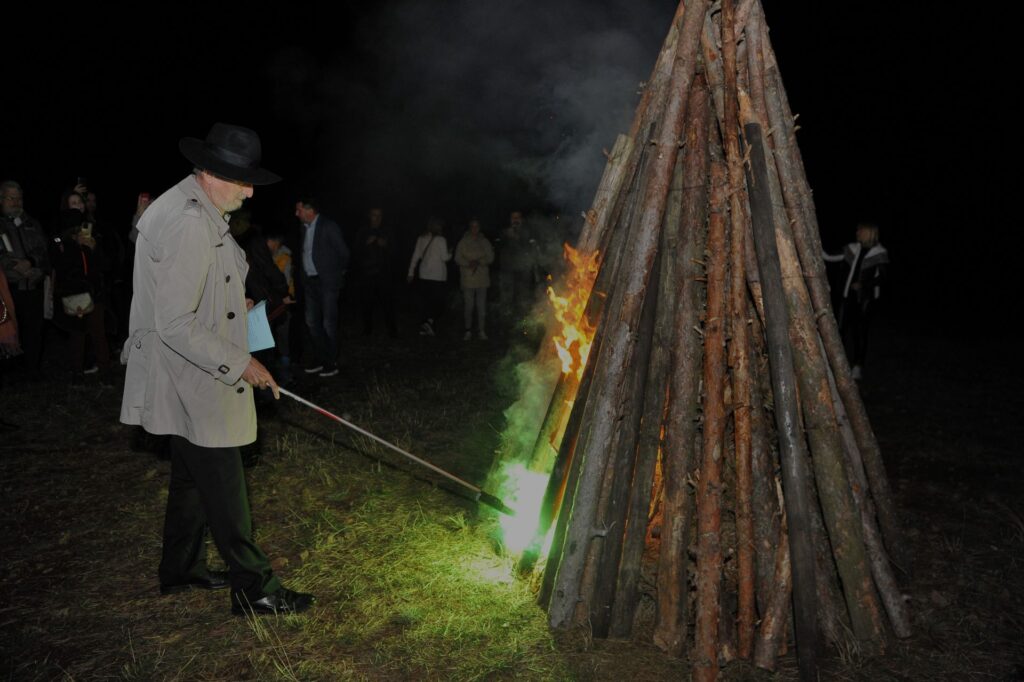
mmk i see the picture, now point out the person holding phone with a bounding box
[51,208,110,383]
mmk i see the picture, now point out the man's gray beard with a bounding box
[1,207,23,219]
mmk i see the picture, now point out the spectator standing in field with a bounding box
[51,208,111,384]
[454,218,494,341]
[407,218,451,337]
[495,210,535,325]
[824,222,889,380]
[356,207,397,338]
[1,180,50,374]
[295,197,349,378]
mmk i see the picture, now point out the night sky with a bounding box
[4,3,1009,326]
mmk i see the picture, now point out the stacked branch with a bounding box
[501,0,910,678]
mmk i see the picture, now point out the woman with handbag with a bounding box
[407,218,451,337]
[52,209,110,383]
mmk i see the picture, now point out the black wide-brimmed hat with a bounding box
[179,123,281,185]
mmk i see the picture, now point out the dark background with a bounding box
[3,3,1010,329]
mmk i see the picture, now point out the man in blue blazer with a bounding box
[295,197,349,377]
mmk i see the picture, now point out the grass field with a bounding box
[2,319,1021,680]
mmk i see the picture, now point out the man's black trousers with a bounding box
[159,435,281,598]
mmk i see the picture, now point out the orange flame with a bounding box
[546,244,600,381]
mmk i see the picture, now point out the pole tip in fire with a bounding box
[478,490,516,517]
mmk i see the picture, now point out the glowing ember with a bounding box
[546,244,600,381]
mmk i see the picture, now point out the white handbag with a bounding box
[61,292,95,316]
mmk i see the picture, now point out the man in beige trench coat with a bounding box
[121,123,314,615]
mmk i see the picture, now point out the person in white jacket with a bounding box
[454,218,494,340]
[407,218,451,336]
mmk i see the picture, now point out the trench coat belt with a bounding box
[121,327,156,364]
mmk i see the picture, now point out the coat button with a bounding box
[219,365,230,374]
[227,311,236,319]
[225,275,231,283]
[237,387,245,394]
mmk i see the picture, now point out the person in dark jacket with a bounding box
[1,180,50,373]
[233,215,292,394]
[824,222,889,380]
[52,209,111,383]
[295,197,349,377]
[355,207,397,337]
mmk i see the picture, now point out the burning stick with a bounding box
[279,388,514,516]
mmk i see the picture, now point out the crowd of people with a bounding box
[0,177,551,388]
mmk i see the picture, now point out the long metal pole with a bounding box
[279,388,514,515]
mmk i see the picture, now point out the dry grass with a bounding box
[2,324,1023,680]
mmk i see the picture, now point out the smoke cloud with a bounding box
[268,0,674,228]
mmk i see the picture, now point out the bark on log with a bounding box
[577,134,636,255]
[744,120,818,681]
[547,0,709,627]
[745,36,885,648]
[693,158,729,682]
[536,138,655,598]
[720,0,756,658]
[523,134,653,577]
[758,27,907,574]
[608,151,688,639]
[652,76,712,657]
[538,332,601,609]
[583,249,661,635]
[745,313,780,614]
[826,363,912,638]
[627,0,688,142]
[753,481,792,670]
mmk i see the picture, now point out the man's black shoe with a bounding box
[231,587,316,616]
[160,570,230,595]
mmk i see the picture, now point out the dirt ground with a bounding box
[1,311,1022,680]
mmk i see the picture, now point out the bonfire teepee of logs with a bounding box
[504,1,910,679]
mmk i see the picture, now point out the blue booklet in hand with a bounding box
[247,300,276,352]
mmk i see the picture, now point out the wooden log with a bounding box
[758,26,907,574]
[700,12,726,126]
[538,326,603,608]
[693,157,729,682]
[536,140,656,598]
[522,0,684,505]
[546,0,710,631]
[730,25,767,324]
[745,25,885,648]
[720,0,756,659]
[826,362,912,638]
[753,479,792,670]
[745,310,780,614]
[651,73,712,658]
[577,134,636,255]
[524,133,635,475]
[607,149,688,639]
[522,134,655,577]
[627,0,688,142]
[699,0,756,124]
[581,246,661,635]
[803,422,854,651]
[743,120,818,681]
